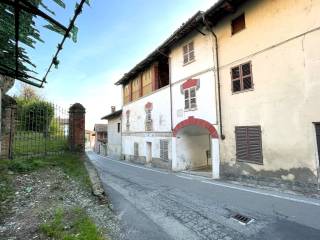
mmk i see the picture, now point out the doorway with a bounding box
[146,142,152,164]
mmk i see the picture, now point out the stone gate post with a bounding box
[69,103,85,152]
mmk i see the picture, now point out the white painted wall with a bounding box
[107,116,122,159]
[169,30,218,128]
[175,134,211,170]
[122,134,171,160]
[171,71,217,127]
[122,86,171,133]
[170,29,215,84]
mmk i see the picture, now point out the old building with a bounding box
[101,106,122,159]
[93,124,108,155]
[114,0,320,187]
[205,0,320,186]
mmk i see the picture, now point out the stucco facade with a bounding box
[214,0,320,185]
[107,117,122,159]
[122,86,172,169]
[114,0,320,186]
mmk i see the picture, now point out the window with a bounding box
[117,123,121,133]
[231,62,253,93]
[134,142,139,156]
[126,111,130,132]
[183,41,195,65]
[235,126,263,164]
[160,140,169,161]
[184,87,197,110]
[145,109,152,131]
[231,13,245,35]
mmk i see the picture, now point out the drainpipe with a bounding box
[202,14,225,140]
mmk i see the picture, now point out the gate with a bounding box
[3,102,69,159]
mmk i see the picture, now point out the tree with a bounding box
[0,0,90,86]
[19,84,40,101]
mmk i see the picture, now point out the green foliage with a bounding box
[16,99,54,133]
[40,207,105,240]
[0,0,90,82]
[0,1,66,80]
[0,160,14,219]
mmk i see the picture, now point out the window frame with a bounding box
[231,61,254,93]
[184,86,197,111]
[117,122,121,133]
[235,126,263,165]
[231,13,246,35]
[183,41,195,65]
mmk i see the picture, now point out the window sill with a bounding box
[236,159,263,165]
[184,107,197,112]
[183,59,196,67]
[232,87,254,95]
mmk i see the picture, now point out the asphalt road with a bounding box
[87,151,320,240]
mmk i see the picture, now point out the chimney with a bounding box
[111,106,116,113]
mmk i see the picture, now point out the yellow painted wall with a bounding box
[214,0,320,182]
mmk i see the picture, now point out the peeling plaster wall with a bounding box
[214,0,320,184]
[122,87,171,132]
[121,85,172,168]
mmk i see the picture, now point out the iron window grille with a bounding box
[235,126,263,164]
[231,62,253,93]
[160,140,169,161]
[184,87,197,110]
[183,41,195,65]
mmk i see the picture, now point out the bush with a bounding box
[16,99,54,133]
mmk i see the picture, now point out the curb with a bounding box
[82,154,109,204]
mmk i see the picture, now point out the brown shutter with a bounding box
[247,126,263,164]
[235,127,248,160]
[235,126,263,164]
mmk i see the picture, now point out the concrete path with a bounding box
[86,151,320,240]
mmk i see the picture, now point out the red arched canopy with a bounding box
[173,116,218,138]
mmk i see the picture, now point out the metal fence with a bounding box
[1,102,69,159]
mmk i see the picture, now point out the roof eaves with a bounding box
[101,109,123,120]
[114,11,204,86]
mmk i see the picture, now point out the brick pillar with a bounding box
[1,106,16,159]
[69,103,85,152]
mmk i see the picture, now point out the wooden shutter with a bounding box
[160,140,169,161]
[134,142,139,156]
[231,14,245,35]
[235,126,263,164]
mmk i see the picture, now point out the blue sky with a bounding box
[9,0,217,129]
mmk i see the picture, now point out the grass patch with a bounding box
[13,131,68,158]
[41,208,105,240]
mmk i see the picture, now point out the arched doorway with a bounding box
[172,117,220,179]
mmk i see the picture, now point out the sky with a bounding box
[9,0,217,130]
